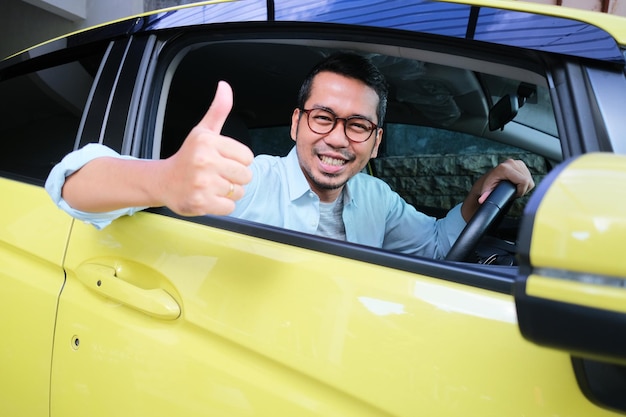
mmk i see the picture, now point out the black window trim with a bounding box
[77,39,130,151]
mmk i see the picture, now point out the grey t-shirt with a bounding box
[316,192,346,240]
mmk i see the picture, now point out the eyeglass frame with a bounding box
[299,107,379,143]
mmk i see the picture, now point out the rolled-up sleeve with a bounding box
[45,143,146,230]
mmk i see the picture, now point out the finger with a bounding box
[517,177,535,197]
[203,199,237,216]
[478,160,533,203]
[478,190,492,204]
[219,181,245,202]
[509,160,535,196]
[196,80,233,134]
[216,151,253,185]
[214,135,255,167]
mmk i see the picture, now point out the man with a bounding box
[46,52,534,258]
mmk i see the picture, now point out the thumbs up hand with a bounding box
[159,81,254,216]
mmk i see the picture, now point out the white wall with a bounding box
[21,0,86,21]
[508,0,626,15]
[565,0,626,15]
[1,0,143,59]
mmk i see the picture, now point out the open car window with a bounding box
[154,38,560,264]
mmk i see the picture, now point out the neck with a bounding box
[316,187,343,203]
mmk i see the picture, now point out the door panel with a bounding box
[0,178,71,417]
[53,212,616,416]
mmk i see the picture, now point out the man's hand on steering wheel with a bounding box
[460,158,535,223]
[446,159,535,263]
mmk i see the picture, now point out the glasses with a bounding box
[300,108,378,143]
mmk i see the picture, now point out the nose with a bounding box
[323,119,350,148]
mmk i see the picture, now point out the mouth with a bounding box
[319,155,347,167]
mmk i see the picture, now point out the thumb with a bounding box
[478,190,490,204]
[196,80,233,133]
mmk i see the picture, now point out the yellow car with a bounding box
[1,1,626,416]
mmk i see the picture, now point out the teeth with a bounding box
[320,156,346,166]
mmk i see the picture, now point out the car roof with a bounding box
[451,0,626,45]
[2,0,625,66]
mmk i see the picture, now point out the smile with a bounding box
[319,155,346,166]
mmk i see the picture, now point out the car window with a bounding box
[156,39,558,260]
[0,48,105,182]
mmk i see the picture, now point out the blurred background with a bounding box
[2,0,626,60]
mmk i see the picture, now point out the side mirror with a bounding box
[515,153,626,365]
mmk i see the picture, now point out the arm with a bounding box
[58,81,254,217]
[460,158,535,222]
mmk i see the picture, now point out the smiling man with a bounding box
[293,71,383,201]
[46,52,534,258]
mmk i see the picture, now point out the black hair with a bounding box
[297,52,388,126]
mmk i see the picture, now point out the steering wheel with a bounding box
[445,181,517,262]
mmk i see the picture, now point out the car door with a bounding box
[0,46,106,416]
[0,178,70,417]
[55,210,617,417]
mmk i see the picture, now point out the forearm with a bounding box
[461,181,483,222]
[63,157,168,212]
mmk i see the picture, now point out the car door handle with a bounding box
[76,263,181,320]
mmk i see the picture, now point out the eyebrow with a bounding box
[310,105,376,123]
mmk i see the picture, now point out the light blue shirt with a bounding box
[46,144,467,258]
[45,143,148,228]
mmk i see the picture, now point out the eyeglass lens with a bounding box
[305,108,375,142]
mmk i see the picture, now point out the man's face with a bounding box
[290,71,383,202]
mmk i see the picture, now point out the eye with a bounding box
[347,119,373,132]
[311,110,335,124]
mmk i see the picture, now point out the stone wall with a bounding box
[372,152,548,218]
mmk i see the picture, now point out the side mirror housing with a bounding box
[515,153,626,365]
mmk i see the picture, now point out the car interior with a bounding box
[152,37,561,265]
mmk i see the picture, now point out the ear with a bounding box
[370,128,383,158]
[290,108,301,142]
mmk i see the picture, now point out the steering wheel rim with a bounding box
[445,181,517,262]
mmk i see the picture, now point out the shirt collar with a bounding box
[285,147,314,202]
